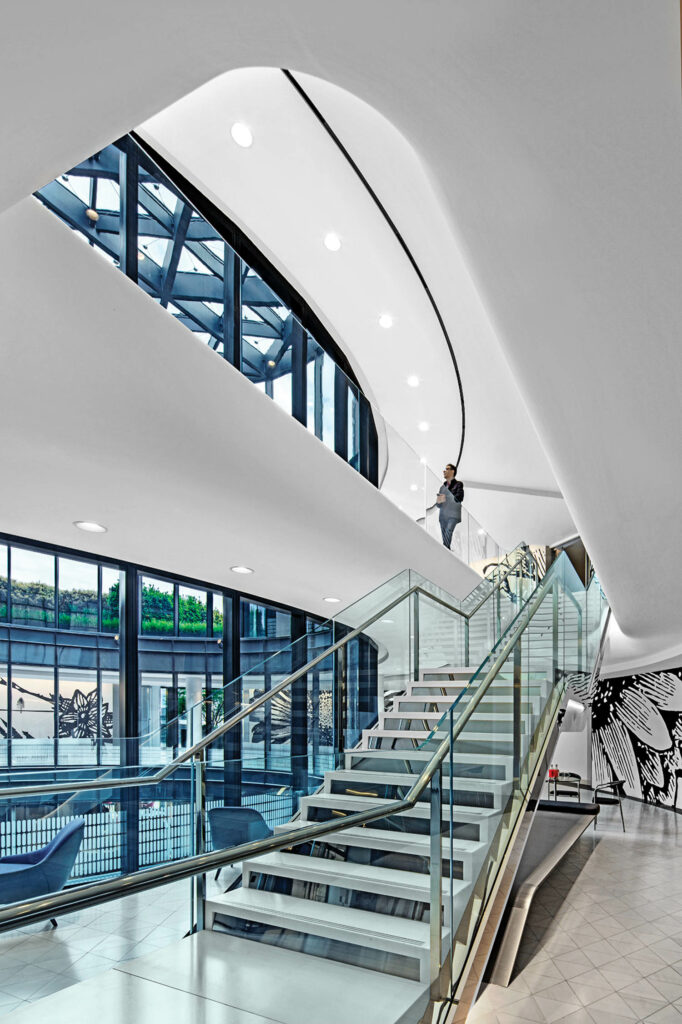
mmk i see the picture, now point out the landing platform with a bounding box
[7,930,430,1024]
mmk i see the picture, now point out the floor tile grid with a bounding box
[469,801,682,1024]
[0,875,220,1016]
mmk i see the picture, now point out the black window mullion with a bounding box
[334,367,348,461]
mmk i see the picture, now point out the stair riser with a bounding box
[325,774,513,810]
[299,804,499,843]
[207,902,432,984]
[273,827,485,884]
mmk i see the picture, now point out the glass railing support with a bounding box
[464,618,470,665]
[191,749,207,934]
[429,766,443,992]
[552,580,559,685]
[412,590,420,682]
[578,609,584,673]
[335,635,347,761]
[513,639,522,783]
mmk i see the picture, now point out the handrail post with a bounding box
[429,765,443,994]
[191,749,207,933]
[577,609,583,674]
[335,636,348,765]
[513,639,522,782]
[412,590,420,683]
[464,617,470,667]
[552,581,559,687]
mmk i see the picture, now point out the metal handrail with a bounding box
[0,552,535,801]
[0,558,562,932]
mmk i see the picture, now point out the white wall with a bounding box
[0,198,480,617]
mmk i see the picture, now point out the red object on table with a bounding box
[548,767,559,779]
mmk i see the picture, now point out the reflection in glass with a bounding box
[11,665,55,766]
[141,577,174,635]
[101,670,120,765]
[0,544,7,620]
[178,586,207,636]
[101,567,120,633]
[11,548,55,627]
[140,672,173,761]
[58,557,98,631]
[0,663,7,766]
[212,592,224,637]
[58,668,98,765]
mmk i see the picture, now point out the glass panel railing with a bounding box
[0,551,608,1019]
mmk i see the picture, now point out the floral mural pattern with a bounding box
[568,667,682,809]
[0,676,113,741]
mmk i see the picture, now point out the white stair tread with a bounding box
[362,729,516,743]
[242,851,469,901]
[347,748,512,766]
[275,819,483,858]
[301,792,499,822]
[208,887,442,955]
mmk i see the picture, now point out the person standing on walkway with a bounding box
[436,463,464,549]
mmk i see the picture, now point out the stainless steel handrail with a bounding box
[0,559,561,932]
[0,553,535,801]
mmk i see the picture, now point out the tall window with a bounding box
[35,135,378,486]
[0,542,121,768]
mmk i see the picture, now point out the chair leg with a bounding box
[50,919,58,928]
[619,798,626,832]
[214,869,220,882]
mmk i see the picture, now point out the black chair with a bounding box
[593,779,626,831]
[208,807,272,881]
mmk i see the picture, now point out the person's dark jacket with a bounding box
[447,479,464,503]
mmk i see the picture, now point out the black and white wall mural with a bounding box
[570,667,682,809]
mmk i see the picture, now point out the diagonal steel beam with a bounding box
[159,203,192,308]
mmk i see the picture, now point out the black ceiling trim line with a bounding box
[281,69,466,468]
[129,131,360,390]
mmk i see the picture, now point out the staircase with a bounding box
[0,551,600,1024]
[201,638,560,1013]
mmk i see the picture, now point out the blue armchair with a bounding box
[208,807,272,882]
[0,818,85,927]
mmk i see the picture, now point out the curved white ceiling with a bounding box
[1,1,681,662]
[138,67,574,548]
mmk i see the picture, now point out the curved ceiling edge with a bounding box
[281,69,466,469]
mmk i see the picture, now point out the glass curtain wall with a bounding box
[0,541,121,769]
[138,575,223,764]
[35,137,378,486]
[1,536,356,776]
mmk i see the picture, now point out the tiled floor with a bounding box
[0,871,228,1017]
[470,800,682,1024]
[0,802,679,1022]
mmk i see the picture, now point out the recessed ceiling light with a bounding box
[73,521,107,534]
[230,122,253,148]
[381,619,394,625]
[323,597,341,604]
[231,565,254,574]
[324,232,341,252]
[418,421,430,432]
[407,375,420,388]
[378,313,393,329]
[267,359,276,367]
[410,484,418,492]
[419,456,428,465]
[477,529,486,536]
